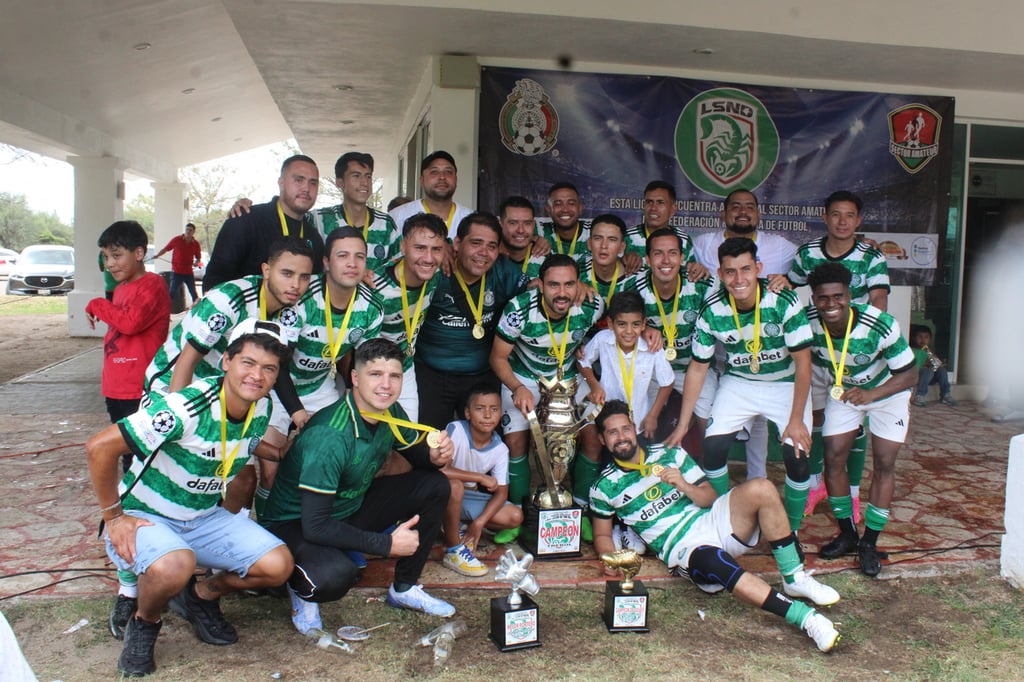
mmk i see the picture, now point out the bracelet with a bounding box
[100,501,122,513]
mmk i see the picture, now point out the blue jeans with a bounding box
[917,366,950,398]
[169,272,199,304]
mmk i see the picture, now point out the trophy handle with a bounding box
[527,410,562,507]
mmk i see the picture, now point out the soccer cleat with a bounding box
[819,531,859,559]
[387,584,456,617]
[803,482,828,516]
[783,571,841,606]
[802,611,840,652]
[168,575,238,645]
[118,616,162,677]
[288,585,323,635]
[493,526,521,544]
[109,594,137,640]
[858,543,882,577]
[443,544,489,577]
[611,524,648,555]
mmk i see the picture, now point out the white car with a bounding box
[0,248,18,278]
[6,245,75,295]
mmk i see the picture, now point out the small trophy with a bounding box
[489,549,541,651]
[600,549,650,633]
[521,371,598,559]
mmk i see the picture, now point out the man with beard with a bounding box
[537,182,591,267]
[390,151,472,241]
[497,195,549,282]
[205,155,325,289]
[590,400,840,652]
[622,181,706,280]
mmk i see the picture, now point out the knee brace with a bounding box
[686,545,745,592]
[781,443,810,481]
[702,433,737,470]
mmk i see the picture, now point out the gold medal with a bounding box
[329,365,337,381]
[664,347,677,362]
[750,358,760,374]
[426,430,442,448]
[406,345,415,358]
[472,323,485,340]
[650,464,664,476]
[830,385,845,401]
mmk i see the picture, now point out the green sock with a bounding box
[704,465,729,495]
[809,426,824,478]
[864,503,890,532]
[770,535,803,583]
[783,476,809,532]
[253,485,270,519]
[829,495,854,520]
[847,430,867,487]
[507,455,531,507]
[788,603,816,628]
[572,456,603,507]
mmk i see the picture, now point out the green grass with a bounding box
[0,293,69,315]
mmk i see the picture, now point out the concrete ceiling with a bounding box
[2,0,1023,183]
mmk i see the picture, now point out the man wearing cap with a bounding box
[389,151,473,241]
[86,320,295,676]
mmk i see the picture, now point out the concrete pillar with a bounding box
[430,55,480,209]
[152,181,188,261]
[1002,434,1024,589]
[66,155,124,337]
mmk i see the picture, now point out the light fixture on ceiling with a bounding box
[211,116,222,122]
[693,48,714,55]
[340,120,355,125]
[233,137,243,142]
[182,88,196,95]
[334,84,353,91]
[133,42,151,51]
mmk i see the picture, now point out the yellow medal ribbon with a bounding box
[542,298,571,367]
[424,201,456,232]
[616,343,637,414]
[258,285,268,321]
[823,308,855,394]
[276,198,304,238]
[324,284,358,369]
[653,273,681,353]
[358,409,440,447]
[554,223,580,257]
[591,260,620,306]
[397,261,428,353]
[453,266,486,331]
[520,242,532,274]
[729,283,761,369]
[218,384,256,496]
[342,204,373,240]
[614,448,660,477]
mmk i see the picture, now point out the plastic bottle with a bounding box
[307,627,353,653]
[433,632,454,666]
[418,618,467,647]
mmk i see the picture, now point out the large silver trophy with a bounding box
[522,371,598,559]
[489,549,542,651]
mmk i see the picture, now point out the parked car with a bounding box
[0,248,18,278]
[6,245,75,295]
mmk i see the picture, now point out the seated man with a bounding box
[262,338,457,635]
[85,320,296,676]
[591,400,841,652]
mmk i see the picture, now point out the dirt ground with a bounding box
[0,314,101,384]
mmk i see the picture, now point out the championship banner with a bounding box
[478,67,954,285]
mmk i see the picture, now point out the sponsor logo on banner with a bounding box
[499,78,559,156]
[887,104,941,174]
[675,88,779,196]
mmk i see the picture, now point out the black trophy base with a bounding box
[520,496,583,560]
[603,580,650,633]
[489,594,541,652]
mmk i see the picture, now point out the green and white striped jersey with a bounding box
[577,254,630,307]
[291,275,384,395]
[692,280,813,382]
[590,444,709,563]
[119,377,270,520]
[309,204,399,274]
[624,224,696,265]
[499,252,546,281]
[145,276,304,395]
[788,237,889,306]
[371,261,441,371]
[806,303,916,391]
[624,270,712,371]
[495,290,604,380]
[537,219,592,266]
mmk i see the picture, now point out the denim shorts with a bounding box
[105,507,284,577]
[460,488,515,522]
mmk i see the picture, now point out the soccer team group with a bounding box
[84,149,924,674]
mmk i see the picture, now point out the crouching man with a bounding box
[590,400,842,652]
[86,319,295,677]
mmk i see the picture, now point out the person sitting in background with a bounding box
[909,325,955,407]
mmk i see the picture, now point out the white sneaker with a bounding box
[783,571,841,606]
[802,611,840,652]
[611,524,648,555]
[387,584,456,617]
[443,544,489,577]
[287,585,323,635]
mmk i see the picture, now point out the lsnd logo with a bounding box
[887,103,941,174]
[675,88,780,197]
[499,78,559,157]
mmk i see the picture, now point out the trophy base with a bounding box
[489,594,541,652]
[603,580,650,633]
[521,500,583,560]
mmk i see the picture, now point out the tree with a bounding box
[181,164,253,255]
[0,192,73,250]
[123,194,155,241]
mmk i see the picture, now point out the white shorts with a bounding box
[500,372,591,434]
[665,490,760,569]
[823,388,912,443]
[269,379,340,435]
[810,364,832,412]
[705,375,812,446]
[676,366,718,421]
[397,364,419,423]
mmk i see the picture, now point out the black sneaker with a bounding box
[109,594,137,640]
[118,616,161,677]
[168,575,238,645]
[858,543,882,577]
[819,531,859,559]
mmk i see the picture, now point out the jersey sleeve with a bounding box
[787,246,811,287]
[782,292,813,351]
[490,442,510,485]
[495,296,526,345]
[589,476,617,519]
[179,285,241,353]
[865,249,891,292]
[119,392,188,458]
[880,315,917,372]
[690,304,717,363]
